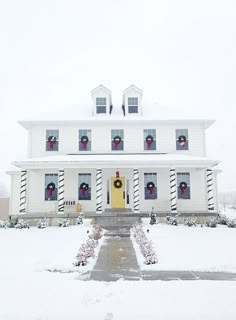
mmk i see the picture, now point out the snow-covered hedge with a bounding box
[74,224,103,266]
[131,222,158,265]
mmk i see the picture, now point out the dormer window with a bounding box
[96,97,106,114]
[128,97,138,113]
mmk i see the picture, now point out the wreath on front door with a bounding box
[145,135,154,148]
[80,135,89,148]
[179,181,187,194]
[147,181,155,194]
[114,179,122,189]
[47,182,55,197]
[80,183,89,196]
[178,135,186,147]
[113,135,121,148]
[48,136,57,149]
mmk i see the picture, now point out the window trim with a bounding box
[177,172,191,200]
[175,128,189,151]
[143,129,157,151]
[79,129,92,151]
[144,172,158,200]
[128,97,138,113]
[96,97,107,114]
[44,173,58,201]
[45,129,59,152]
[78,173,92,201]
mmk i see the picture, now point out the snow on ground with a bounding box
[1,224,236,319]
[132,222,236,272]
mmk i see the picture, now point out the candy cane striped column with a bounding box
[20,170,27,213]
[206,168,214,211]
[96,169,102,213]
[133,169,140,213]
[58,169,65,213]
[170,168,178,213]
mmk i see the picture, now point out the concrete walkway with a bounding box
[87,233,236,282]
[89,235,142,281]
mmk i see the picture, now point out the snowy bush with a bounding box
[0,220,7,228]
[166,214,178,226]
[226,219,236,228]
[74,239,98,266]
[6,218,19,228]
[74,224,103,266]
[131,222,158,265]
[76,215,83,225]
[217,214,228,225]
[37,218,48,229]
[150,211,158,225]
[184,217,196,227]
[15,219,30,229]
[58,218,70,227]
[205,218,218,228]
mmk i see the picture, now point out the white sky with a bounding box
[0,0,236,192]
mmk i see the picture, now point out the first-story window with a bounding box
[78,173,91,200]
[177,172,190,199]
[176,129,189,150]
[144,173,157,200]
[111,129,124,151]
[144,129,156,150]
[46,129,59,151]
[79,129,91,151]
[45,174,58,201]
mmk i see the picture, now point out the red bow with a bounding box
[180,185,185,194]
[49,140,54,149]
[48,187,53,197]
[82,141,87,148]
[147,139,152,148]
[115,139,120,148]
[180,138,185,147]
[149,186,153,194]
[82,187,86,196]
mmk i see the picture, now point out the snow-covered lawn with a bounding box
[133,223,236,272]
[0,224,236,319]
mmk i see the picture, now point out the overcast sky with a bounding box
[0,0,236,193]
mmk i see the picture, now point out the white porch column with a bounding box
[170,167,178,213]
[20,170,27,213]
[58,169,65,213]
[133,168,140,213]
[206,168,214,211]
[96,169,102,213]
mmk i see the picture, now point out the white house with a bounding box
[7,85,220,222]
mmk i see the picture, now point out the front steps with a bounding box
[89,209,141,236]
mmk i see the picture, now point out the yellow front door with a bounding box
[111,176,125,208]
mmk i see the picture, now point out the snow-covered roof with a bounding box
[17,101,215,130]
[13,153,220,169]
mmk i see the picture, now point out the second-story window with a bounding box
[79,129,91,151]
[176,129,189,150]
[128,97,138,113]
[144,129,156,151]
[96,97,106,114]
[46,129,59,151]
[111,129,124,151]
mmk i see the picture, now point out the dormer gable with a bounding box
[122,85,143,116]
[91,85,112,116]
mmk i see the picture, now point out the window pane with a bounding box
[177,172,190,199]
[144,129,156,150]
[46,129,59,151]
[79,129,91,151]
[176,129,189,150]
[78,173,91,200]
[96,106,106,113]
[128,97,138,113]
[144,173,157,200]
[45,174,58,201]
[111,129,124,151]
[96,97,106,114]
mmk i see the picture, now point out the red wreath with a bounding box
[147,182,155,195]
[47,182,55,197]
[80,183,89,196]
[179,182,187,194]
[178,135,186,147]
[48,136,56,149]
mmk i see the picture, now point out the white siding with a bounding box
[29,123,206,158]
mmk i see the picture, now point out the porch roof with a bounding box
[13,153,220,169]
